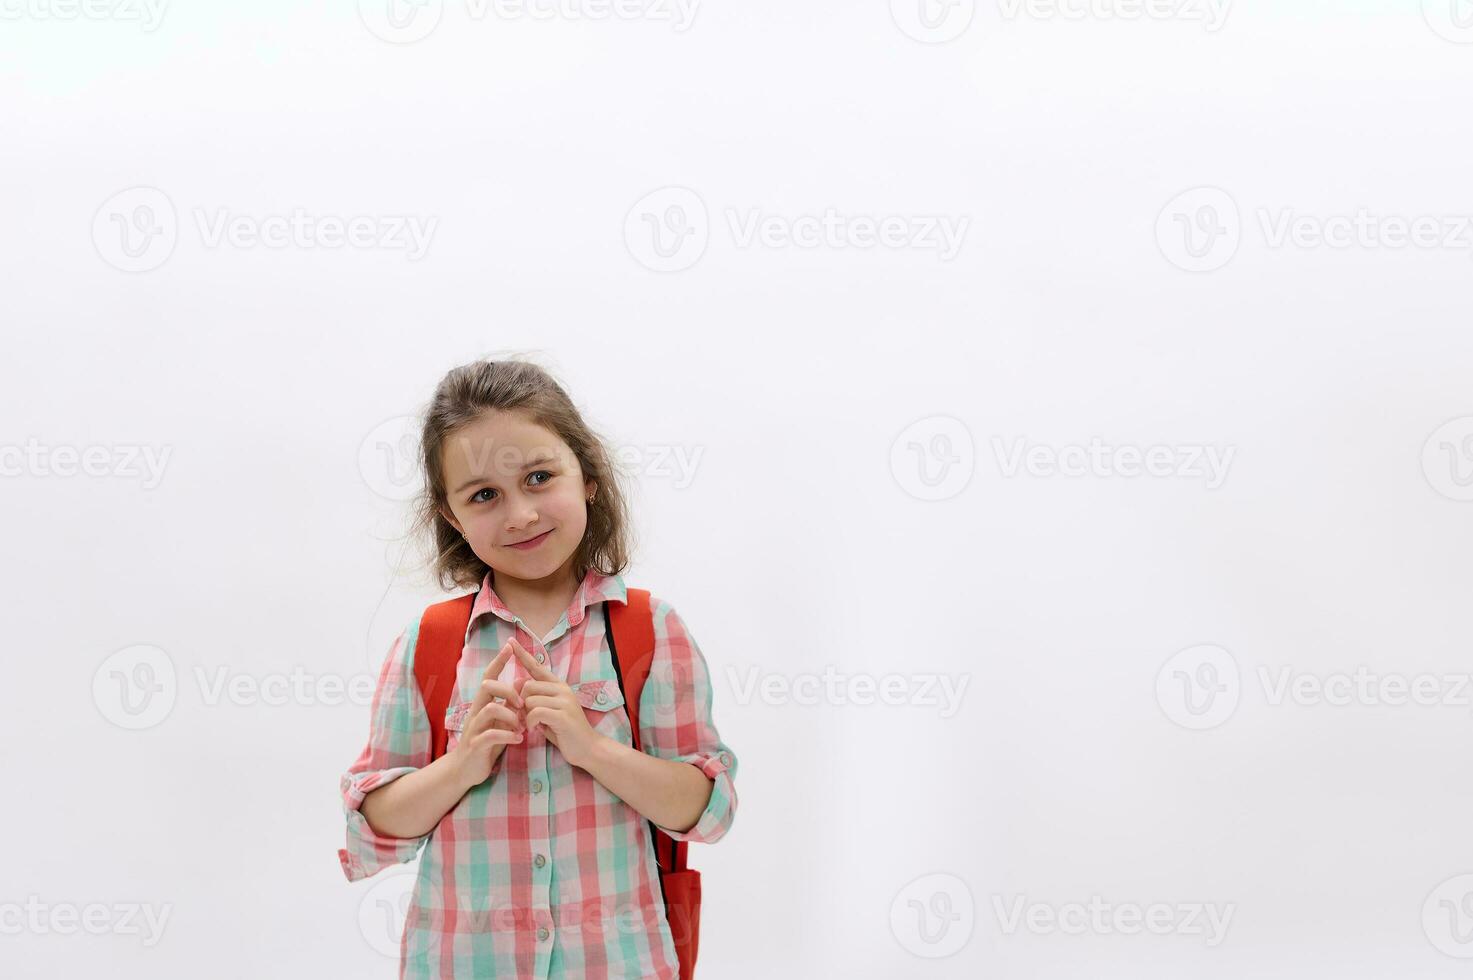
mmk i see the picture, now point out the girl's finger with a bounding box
[510,639,557,682]
[472,728,523,747]
[479,678,523,709]
[521,694,558,712]
[470,701,523,732]
[467,642,518,717]
[519,680,565,698]
[482,641,514,678]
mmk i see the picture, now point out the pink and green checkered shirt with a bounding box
[338,570,738,979]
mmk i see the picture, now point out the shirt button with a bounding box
[534,853,546,868]
[595,690,608,704]
[536,652,546,664]
[537,926,549,941]
[719,752,730,766]
[532,779,543,794]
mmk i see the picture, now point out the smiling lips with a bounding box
[507,529,553,550]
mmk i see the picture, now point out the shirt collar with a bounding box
[466,567,628,642]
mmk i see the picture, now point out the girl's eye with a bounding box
[469,472,552,503]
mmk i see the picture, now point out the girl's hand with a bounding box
[510,638,604,770]
[448,641,526,788]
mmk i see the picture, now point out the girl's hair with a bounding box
[410,357,633,592]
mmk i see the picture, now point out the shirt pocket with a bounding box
[444,701,473,754]
[574,679,631,746]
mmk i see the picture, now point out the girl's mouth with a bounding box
[506,529,553,551]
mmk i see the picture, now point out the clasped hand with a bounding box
[454,636,603,778]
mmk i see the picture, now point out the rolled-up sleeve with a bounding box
[638,599,738,845]
[337,620,432,882]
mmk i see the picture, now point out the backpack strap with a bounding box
[607,589,689,875]
[414,592,477,762]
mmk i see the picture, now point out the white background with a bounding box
[5,0,1473,977]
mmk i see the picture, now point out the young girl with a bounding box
[337,359,738,979]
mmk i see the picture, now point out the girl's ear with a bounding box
[439,505,462,535]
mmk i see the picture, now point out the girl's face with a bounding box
[437,411,595,584]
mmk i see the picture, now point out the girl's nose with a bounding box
[506,501,538,530]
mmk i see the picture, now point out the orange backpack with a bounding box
[414,587,701,979]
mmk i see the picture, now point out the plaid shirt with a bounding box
[337,570,738,979]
